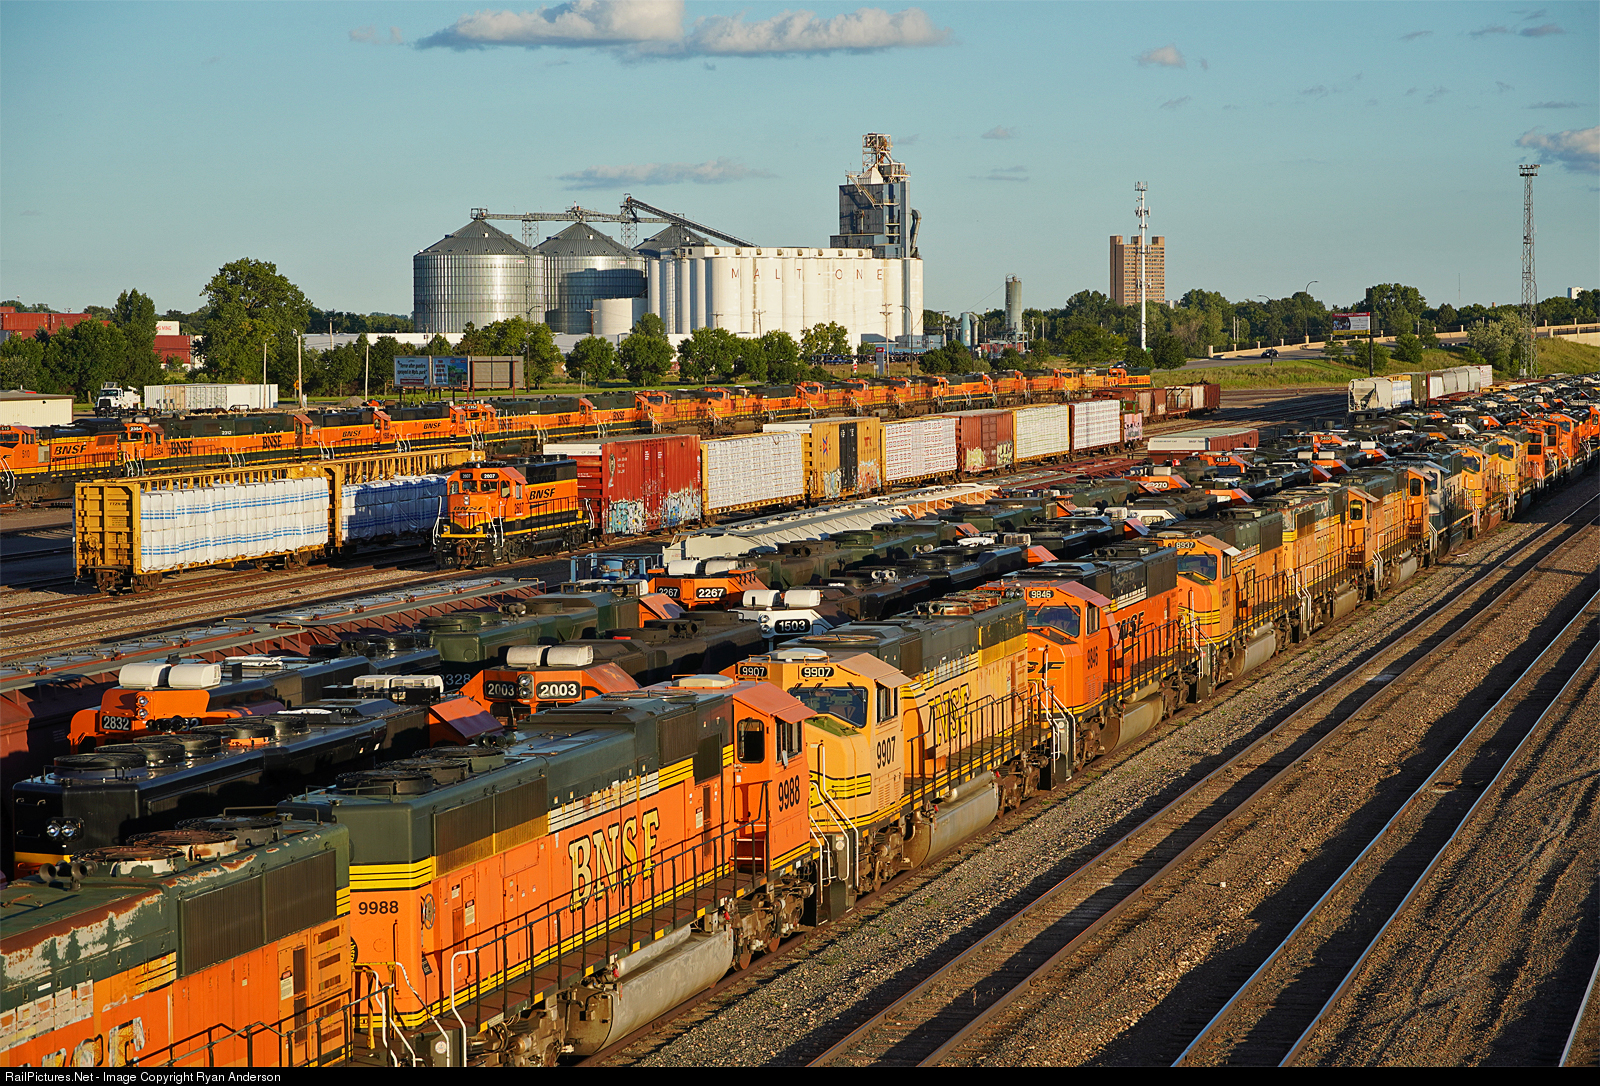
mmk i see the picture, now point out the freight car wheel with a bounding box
[94,569,123,595]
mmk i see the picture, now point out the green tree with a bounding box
[1466,314,1529,371]
[801,321,851,358]
[43,319,130,401]
[1322,339,1347,364]
[423,333,453,355]
[677,327,740,384]
[1459,347,1489,368]
[566,336,616,384]
[1123,345,1153,369]
[524,323,561,389]
[759,330,804,383]
[1432,303,1459,333]
[617,318,674,386]
[1151,333,1187,370]
[111,289,165,389]
[0,335,47,392]
[1392,332,1424,366]
[196,258,312,386]
[1351,340,1392,372]
[1060,325,1126,366]
[1363,283,1426,337]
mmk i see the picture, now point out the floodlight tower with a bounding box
[1520,164,1540,377]
[1135,182,1150,353]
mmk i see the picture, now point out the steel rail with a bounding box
[1172,590,1600,1067]
[1278,617,1600,1065]
[804,500,1597,1067]
[1561,949,1600,1067]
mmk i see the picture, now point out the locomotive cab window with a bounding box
[1409,479,1423,497]
[1086,606,1100,635]
[1034,606,1081,638]
[737,717,765,764]
[876,685,898,724]
[789,684,867,728]
[1350,500,1364,521]
[449,481,461,494]
[1177,553,1218,584]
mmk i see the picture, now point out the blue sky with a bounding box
[2,1,1596,318]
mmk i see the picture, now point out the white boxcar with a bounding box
[701,430,806,515]
[1071,399,1122,453]
[144,383,278,412]
[1476,364,1495,388]
[338,475,448,542]
[138,477,331,572]
[882,415,958,484]
[1012,404,1073,462]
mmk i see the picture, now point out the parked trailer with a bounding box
[1349,376,1415,416]
[882,415,958,484]
[945,409,1015,475]
[700,430,806,516]
[762,416,885,501]
[75,449,477,592]
[544,434,702,538]
[1147,426,1261,453]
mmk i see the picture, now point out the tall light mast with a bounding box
[1520,164,1539,377]
[1135,182,1150,353]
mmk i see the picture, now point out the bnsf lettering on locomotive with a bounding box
[799,666,834,678]
[535,681,580,700]
[695,587,726,599]
[569,808,660,909]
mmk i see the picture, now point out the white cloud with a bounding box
[417,2,950,57]
[1520,23,1565,37]
[1160,96,1191,110]
[981,126,1017,140]
[982,166,1028,183]
[558,158,775,189]
[351,24,404,45]
[1518,126,1599,173]
[1137,44,1185,68]
[677,7,949,56]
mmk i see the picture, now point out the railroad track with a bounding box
[1267,613,1600,1066]
[802,496,1597,1067]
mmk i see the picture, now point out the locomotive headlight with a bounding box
[517,675,532,697]
[61,819,82,840]
[136,695,149,707]
[136,708,148,719]
[45,820,62,839]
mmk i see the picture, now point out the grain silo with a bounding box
[412,219,542,336]
[534,223,645,335]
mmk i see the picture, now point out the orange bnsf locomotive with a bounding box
[433,458,589,568]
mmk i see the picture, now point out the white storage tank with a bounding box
[413,218,543,337]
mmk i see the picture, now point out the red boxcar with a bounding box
[544,434,702,537]
[945,409,1015,476]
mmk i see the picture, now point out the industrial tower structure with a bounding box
[1135,182,1150,353]
[831,134,919,259]
[1520,164,1539,377]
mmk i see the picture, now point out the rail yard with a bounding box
[2,373,1596,1072]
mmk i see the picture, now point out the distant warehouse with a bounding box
[1,390,73,427]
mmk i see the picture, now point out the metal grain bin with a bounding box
[543,434,702,537]
[413,219,543,337]
[535,223,645,335]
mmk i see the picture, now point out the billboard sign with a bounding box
[394,356,431,388]
[1331,312,1372,333]
[431,357,469,389]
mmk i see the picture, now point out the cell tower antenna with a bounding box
[1135,182,1150,353]
[1520,164,1539,377]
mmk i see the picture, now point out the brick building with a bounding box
[1109,235,1165,307]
